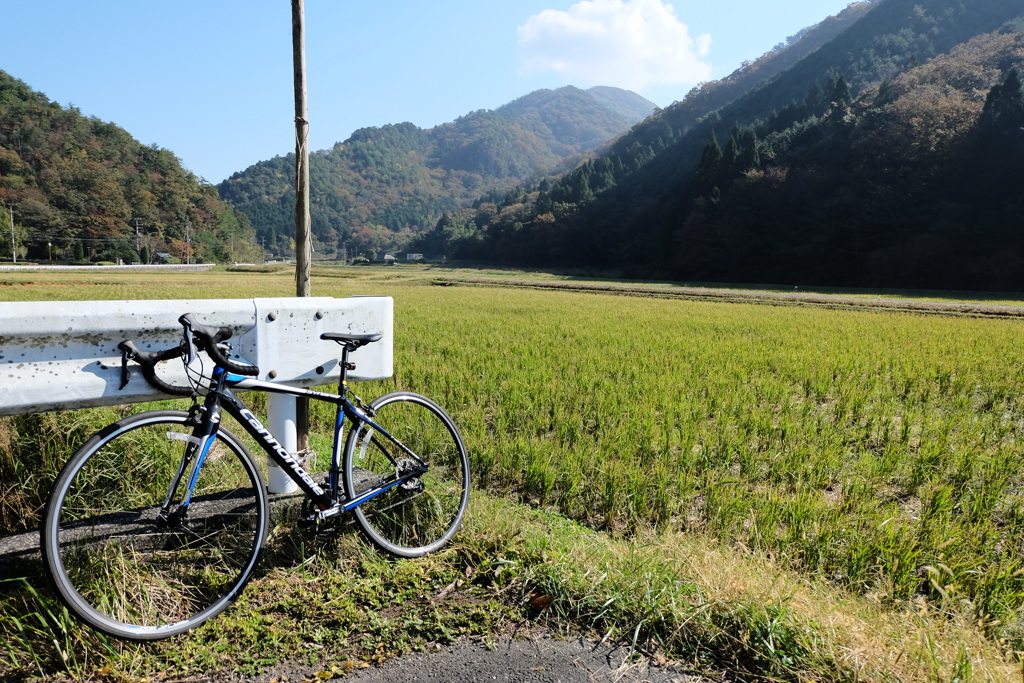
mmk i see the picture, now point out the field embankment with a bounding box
[435,275,1024,318]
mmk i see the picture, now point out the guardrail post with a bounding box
[266,394,300,494]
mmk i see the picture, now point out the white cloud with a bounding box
[517,0,713,93]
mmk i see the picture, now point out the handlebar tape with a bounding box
[178,313,260,377]
[117,340,193,396]
[118,314,261,395]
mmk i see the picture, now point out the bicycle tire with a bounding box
[343,392,469,558]
[41,410,268,640]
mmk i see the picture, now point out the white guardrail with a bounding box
[0,296,394,492]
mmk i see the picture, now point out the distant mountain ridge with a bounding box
[582,86,658,122]
[429,0,1024,291]
[14,0,1020,288]
[218,86,654,259]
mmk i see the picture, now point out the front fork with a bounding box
[157,378,226,529]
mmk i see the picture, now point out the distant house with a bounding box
[155,252,174,263]
[383,254,397,265]
[406,253,424,261]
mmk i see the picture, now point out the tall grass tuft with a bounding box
[0,577,114,678]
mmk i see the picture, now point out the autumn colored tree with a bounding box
[0,70,258,263]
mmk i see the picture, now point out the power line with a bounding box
[22,232,142,243]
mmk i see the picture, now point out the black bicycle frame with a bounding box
[170,366,427,516]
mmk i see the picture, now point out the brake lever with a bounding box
[180,316,198,366]
[119,346,132,390]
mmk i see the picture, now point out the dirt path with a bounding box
[439,277,1024,318]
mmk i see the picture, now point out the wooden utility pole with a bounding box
[292,0,311,450]
[293,0,312,296]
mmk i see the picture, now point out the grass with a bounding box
[3,265,1024,680]
[4,495,1020,681]
[1,509,520,681]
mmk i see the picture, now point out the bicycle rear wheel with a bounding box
[344,392,469,557]
[41,410,268,640]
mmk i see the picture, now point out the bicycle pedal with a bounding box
[298,514,325,536]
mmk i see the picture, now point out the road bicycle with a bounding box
[40,313,470,641]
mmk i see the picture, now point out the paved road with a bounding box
[229,635,707,683]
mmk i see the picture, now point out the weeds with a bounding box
[465,495,1022,681]
[0,577,115,677]
[1,508,520,680]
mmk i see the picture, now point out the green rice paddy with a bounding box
[4,265,1024,678]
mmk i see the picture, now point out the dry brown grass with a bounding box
[471,495,1021,681]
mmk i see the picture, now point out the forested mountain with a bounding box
[436,0,1024,291]
[217,86,654,260]
[7,0,1021,287]
[0,71,260,265]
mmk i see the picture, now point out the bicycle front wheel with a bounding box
[41,410,268,640]
[344,392,469,558]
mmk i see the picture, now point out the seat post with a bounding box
[337,344,351,393]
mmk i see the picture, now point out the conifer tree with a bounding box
[724,132,741,169]
[874,77,899,107]
[976,68,1024,197]
[696,132,723,198]
[737,128,761,172]
[979,68,1024,141]
[830,75,852,107]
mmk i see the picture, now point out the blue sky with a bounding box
[2,1,858,184]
